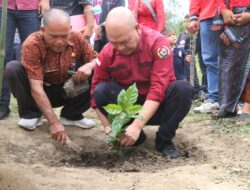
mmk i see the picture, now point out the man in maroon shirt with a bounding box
[91,7,193,158]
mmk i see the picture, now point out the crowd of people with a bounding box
[0,0,249,159]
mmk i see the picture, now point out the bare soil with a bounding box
[0,108,250,190]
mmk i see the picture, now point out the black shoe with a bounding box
[156,142,180,159]
[0,105,10,119]
[133,130,147,147]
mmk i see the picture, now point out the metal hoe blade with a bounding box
[66,136,83,154]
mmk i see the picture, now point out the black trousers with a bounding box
[93,80,193,147]
[4,61,90,120]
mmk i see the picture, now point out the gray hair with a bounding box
[42,8,70,27]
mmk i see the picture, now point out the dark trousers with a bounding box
[196,32,208,93]
[185,62,201,94]
[0,9,41,107]
[93,80,193,146]
[4,61,90,120]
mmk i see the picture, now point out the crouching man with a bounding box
[91,7,193,158]
[4,9,97,144]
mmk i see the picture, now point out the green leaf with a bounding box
[102,83,142,151]
[117,89,126,107]
[103,104,122,115]
[117,83,138,108]
[108,114,115,124]
[111,112,126,137]
[125,105,142,115]
[124,83,138,107]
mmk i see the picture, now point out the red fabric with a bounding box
[0,0,40,10]
[189,0,217,20]
[219,0,250,11]
[128,0,166,32]
[91,25,175,108]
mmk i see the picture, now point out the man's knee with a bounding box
[4,60,22,80]
[168,80,194,101]
[93,82,122,107]
[93,82,111,106]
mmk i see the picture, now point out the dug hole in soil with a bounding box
[0,109,250,190]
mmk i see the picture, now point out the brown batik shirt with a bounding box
[22,31,97,84]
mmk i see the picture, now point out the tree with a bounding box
[165,0,186,36]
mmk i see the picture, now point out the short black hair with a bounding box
[184,14,189,19]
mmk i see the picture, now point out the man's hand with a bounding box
[50,122,67,145]
[232,12,250,26]
[221,9,235,25]
[119,124,142,147]
[38,0,50,18]
[73,63,92,83]
[81,24,94,39]
[94,25,103,39]
[188,20,199,33]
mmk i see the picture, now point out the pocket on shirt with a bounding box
[108,65,131,80]
[44,69,59,83]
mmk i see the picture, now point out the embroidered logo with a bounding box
[157,46,170,59]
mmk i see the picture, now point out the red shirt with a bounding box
[0,0,40,10]
[128,0,166,32]
[219,0,250,11]
[91,25,175,108]
[189,0,217,20]
[22,31,97,84]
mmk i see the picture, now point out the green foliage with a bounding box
[103,84,143,150]
[165,0,185,36]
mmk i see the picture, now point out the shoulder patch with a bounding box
[157,46,170,59]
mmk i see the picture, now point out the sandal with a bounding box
[211,109,236,119]
[235,113,250,126]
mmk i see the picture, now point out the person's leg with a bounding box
[193,64,202,99]
[94,82,124,115]
[193,19,221,113]
[42,83,95,128]
[4,61,42,118]
[196,33,207,93]
[60,89,91,120]
[199,19,220,102]
[147,81,193,147]
[16,10,41,43]
[0,9,17,118]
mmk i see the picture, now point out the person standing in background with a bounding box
[0,0,50,119]
[128,0,166,33]
[177,15,203,101]
[188,0,221,113]
[50,0,95,39]
[93,0,125,53]
[216,0,250,120]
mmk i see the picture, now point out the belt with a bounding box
[232,6,250,14]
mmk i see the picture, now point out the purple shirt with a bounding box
[0,0,39,10]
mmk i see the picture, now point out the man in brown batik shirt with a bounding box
[4,9,97,145]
